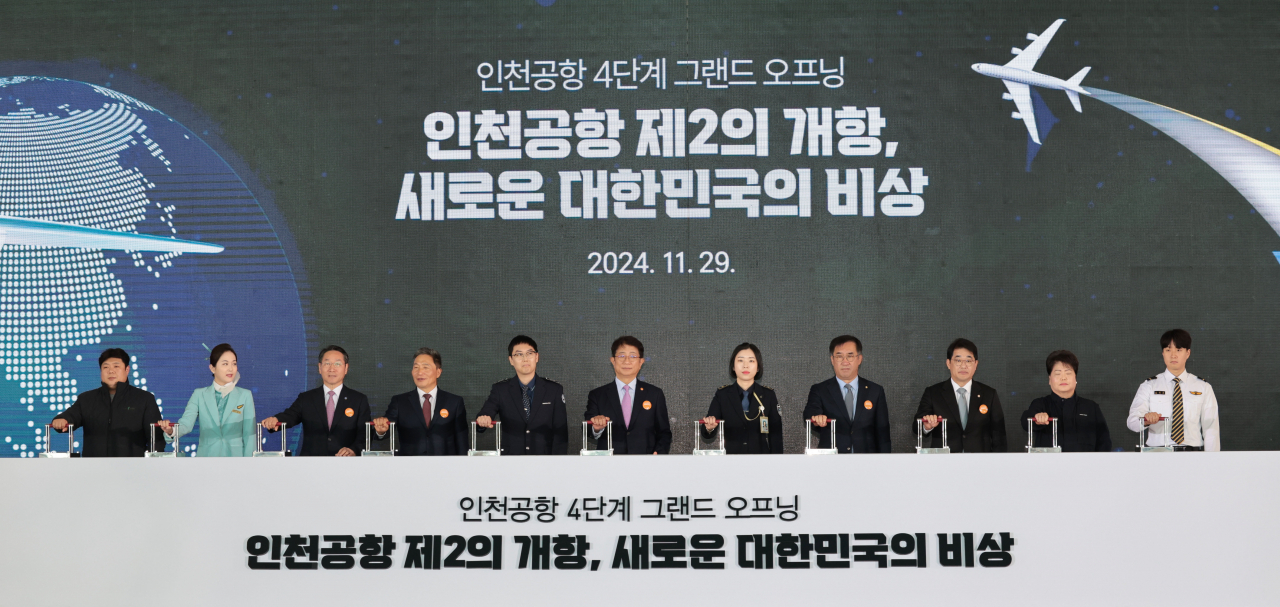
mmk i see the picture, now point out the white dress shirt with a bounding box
[1127,369,1219,450]
[322,384,344,404]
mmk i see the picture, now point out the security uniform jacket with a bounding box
[801,377,892,453]
[383,388,468,455]
[476,376,568,455]
[52,382,162,457]
[702,383,784,454]
[272,386,371,456]
[584,380,673,454]
[912,380,1007,453]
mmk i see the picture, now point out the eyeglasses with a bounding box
[613,354,641,360]
[510,351,537,360]
[832,354,861,362]
[320,361,346,368]
[950,357,976,367]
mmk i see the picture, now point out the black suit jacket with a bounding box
[384,388,468,456]
[273,386,372,456]
[53,382,161,457]
[1020,394,1113,452]
[476,376,568,455]
[912,380,1007,453]
[802,377,892,453]
[583,381,672,454]
[702,384,784,454]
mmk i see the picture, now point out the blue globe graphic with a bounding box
[0,76,310,457]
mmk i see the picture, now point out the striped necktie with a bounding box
[1171,378,1185,444]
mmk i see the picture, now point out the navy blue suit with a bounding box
[583,381,672,454]
[383,389,468,455]
[912,380,1007,453]
[476,376,568,455]
[801,377,892,453]
[272,386,371,456]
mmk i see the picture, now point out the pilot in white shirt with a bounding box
[1126,330,1219,451]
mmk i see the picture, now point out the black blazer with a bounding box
[1020,394,1113,452]
[912,380,1007,453]
[272,386,372,456]
[802,377,892,453]
[384,388,468,456]
[583,381,672,454]
[476,376,568,455]
[702,384,784,454]
[52,382,161,457]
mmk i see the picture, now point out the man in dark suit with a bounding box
[475,335,568,455]
[584,336,672,454]
[802,335,892,453]
[912,338,1007,453]
[49,348,162,457]
[262,345,371,456]
[372,347,467,455]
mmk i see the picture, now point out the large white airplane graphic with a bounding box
[971,19,1091,144]
[0,215,223,253]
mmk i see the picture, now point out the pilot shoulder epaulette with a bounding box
[541,377,561,385]
[719,384,731,390]
[755,383,773,391]
[1147,376,1158,381]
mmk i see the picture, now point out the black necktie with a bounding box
[423,393,432,429]
[522,385,531,421]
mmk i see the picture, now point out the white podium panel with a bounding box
[1,453,1276,606]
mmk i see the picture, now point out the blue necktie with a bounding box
[844,384,855,421]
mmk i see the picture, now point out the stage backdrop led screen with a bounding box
[0,0,1277,456]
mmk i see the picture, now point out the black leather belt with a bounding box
[1171,445,1204,452]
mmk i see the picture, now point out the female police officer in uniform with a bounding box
[701,343,784,454]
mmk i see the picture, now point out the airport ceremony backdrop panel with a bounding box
[0,0,1277,456]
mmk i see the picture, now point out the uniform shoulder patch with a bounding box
[756,384,773,391]
[542,377,561,385]
[1146,376,1158,381]
[719,384,731,390]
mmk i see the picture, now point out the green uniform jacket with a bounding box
[168,385,256,457]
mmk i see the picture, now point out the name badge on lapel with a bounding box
[1154,391,1166,395]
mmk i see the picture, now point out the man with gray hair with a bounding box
[372,347,468,455]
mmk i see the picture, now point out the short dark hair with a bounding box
[210,343,237,368]
[611,335,645,358]
[318,345,349,364]
[1160,329,1192,350]
[947,338,978,360]
[414,347,442,368]
[729,342,763,381]
[508,335,538,356]
[829,335,863,355]
[98,348,130,367]
[1045,350,1079,375]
